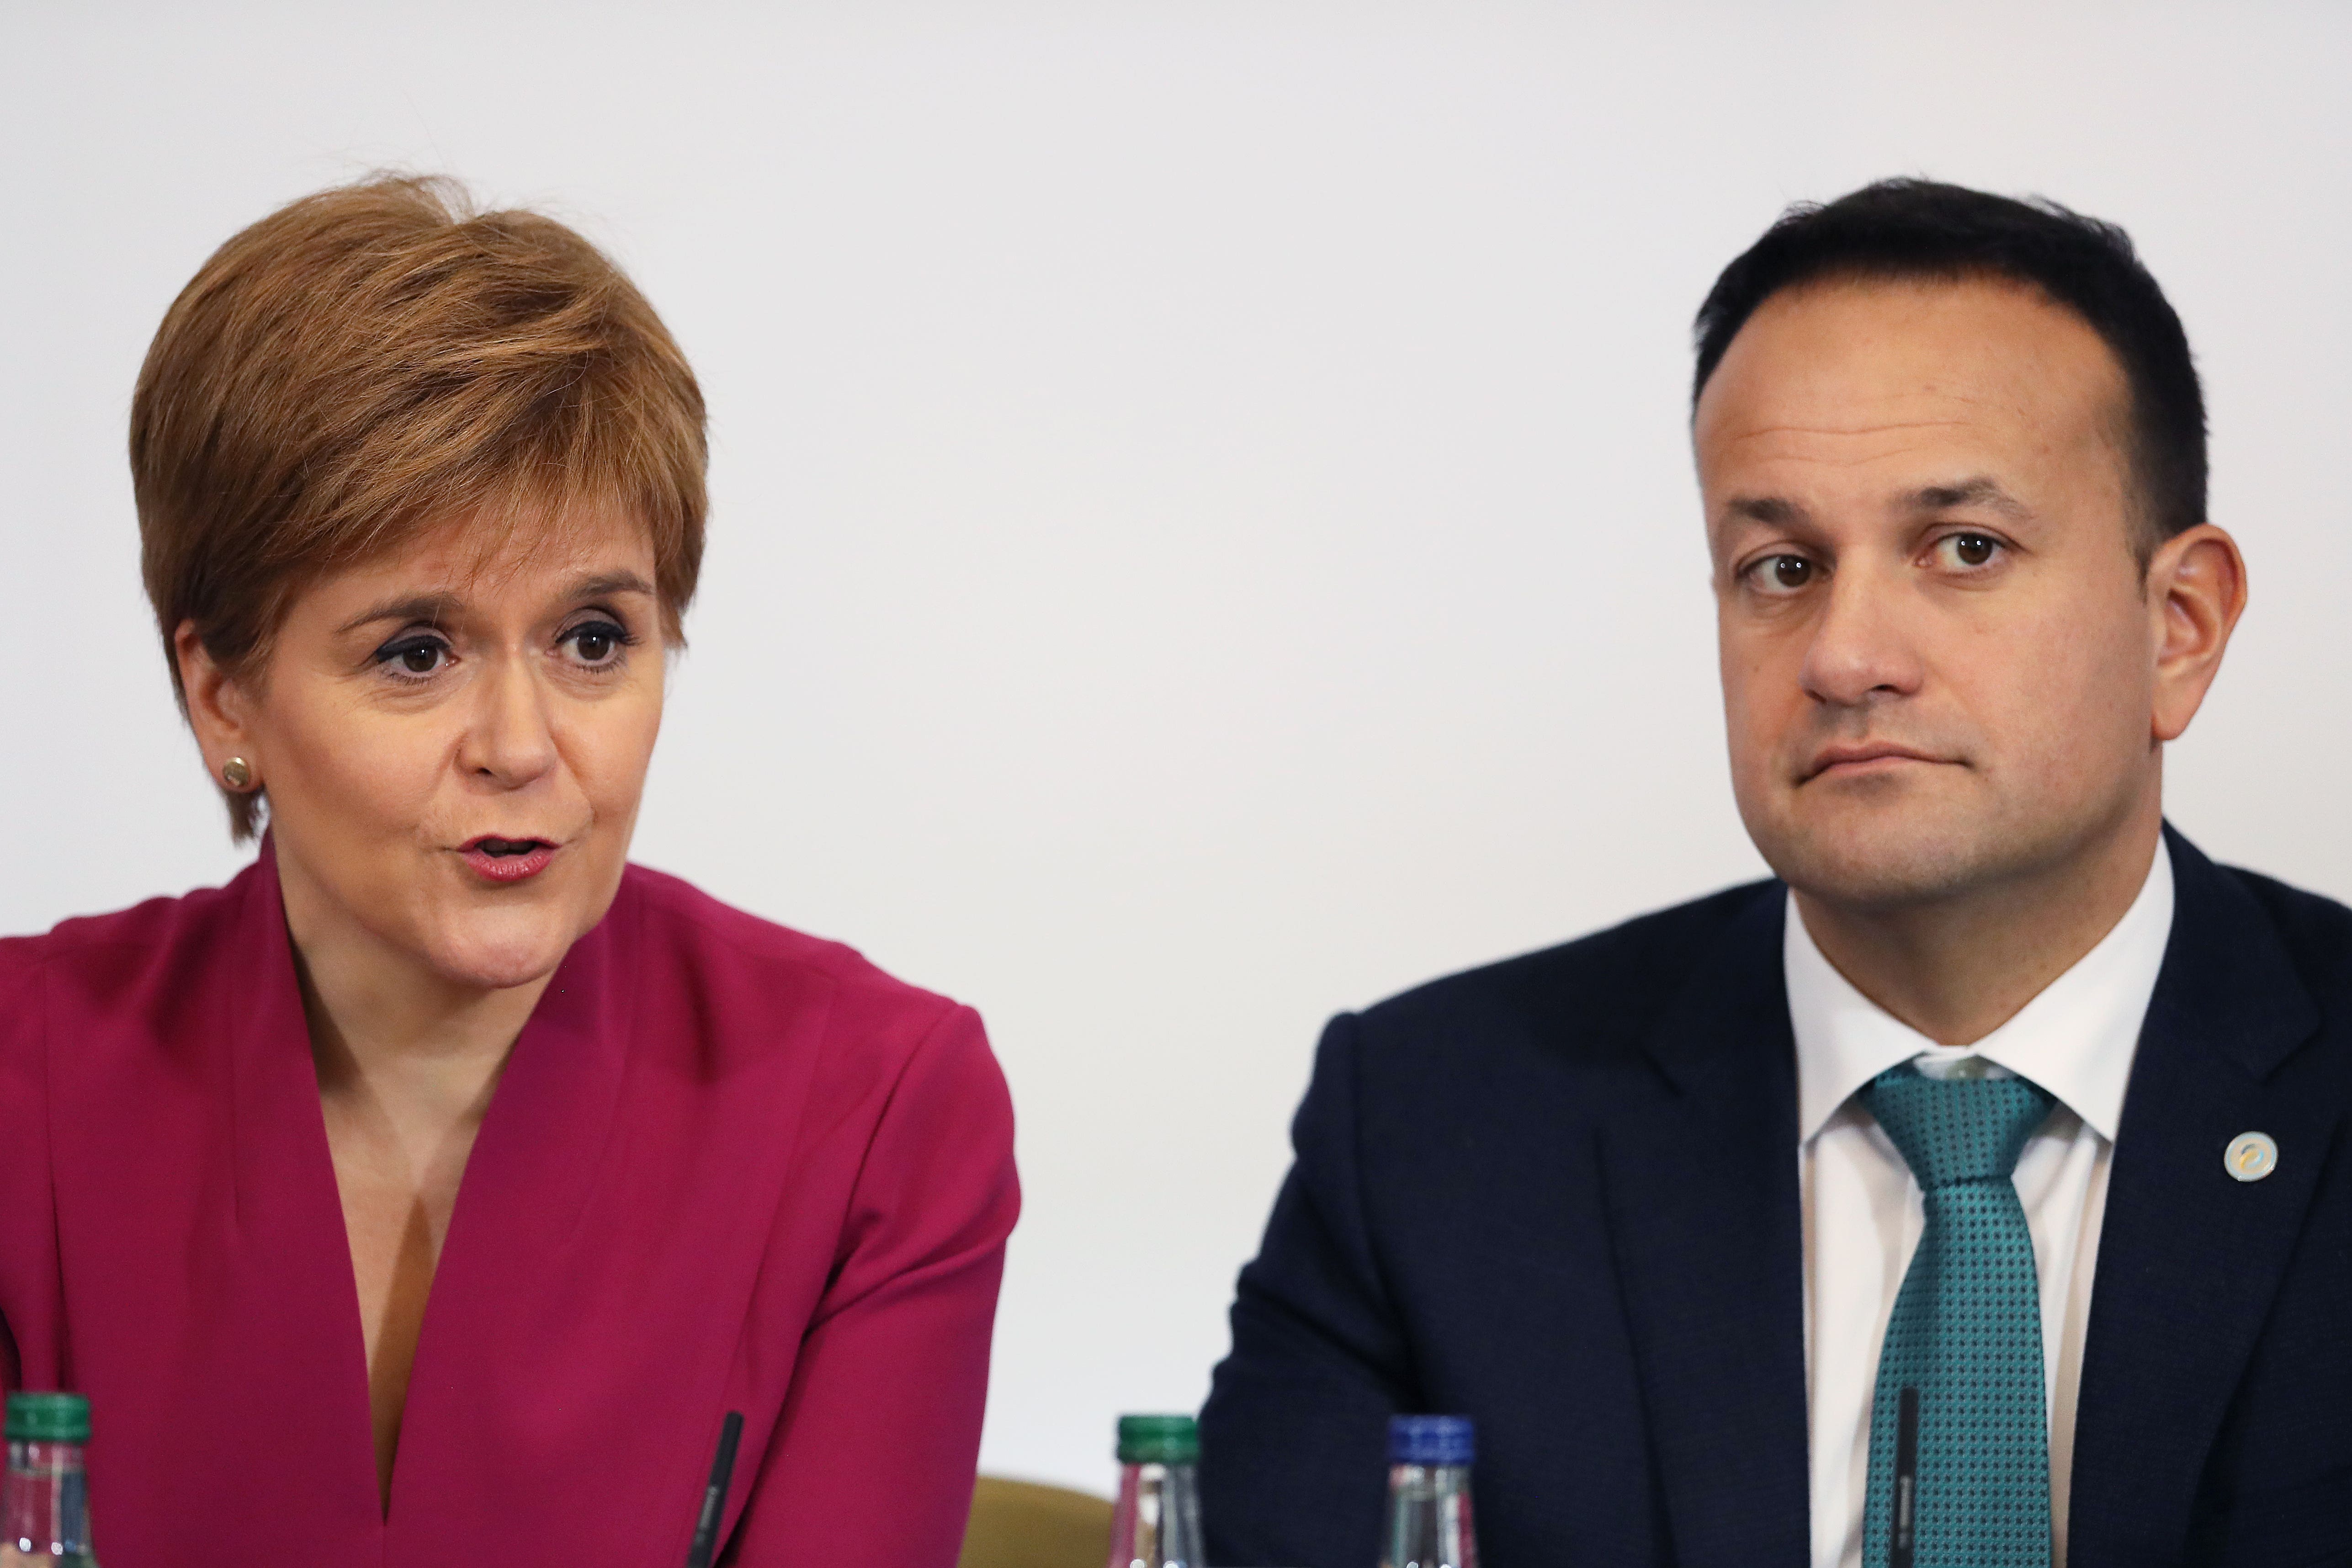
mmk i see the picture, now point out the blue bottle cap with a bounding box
[1389,1414,1474,1465]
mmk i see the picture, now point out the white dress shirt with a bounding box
[1789,842,2173,1568]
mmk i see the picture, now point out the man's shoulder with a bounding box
[2216,859,2352,1000]
[1348,877,1780,1072]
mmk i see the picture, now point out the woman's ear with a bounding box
[2147,522,2248,744]
[174,622,260,787]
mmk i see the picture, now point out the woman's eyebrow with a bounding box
[334,591,463,635]
[332,573,653,636]
[565,570,656,601]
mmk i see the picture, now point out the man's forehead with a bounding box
[1713,414,2010,470]
[1695,273,2124,444]
[1695,275,2128,509]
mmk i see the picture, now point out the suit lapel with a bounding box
[2068,829,2336,1566]
[1601,885,1811,1568]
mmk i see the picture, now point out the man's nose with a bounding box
[1800,563,1925,708]
[458,654,561,787]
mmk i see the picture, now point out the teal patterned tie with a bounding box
[1859,1064,2056,1568]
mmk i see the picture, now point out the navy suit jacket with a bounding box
[1200,828,2352,1566]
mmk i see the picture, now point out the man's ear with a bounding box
[2146,523,2248,744]
[174,622,262,787]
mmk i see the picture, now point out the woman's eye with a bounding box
[565,621,631,666]
[1747,554,1816,593]
[376,636,449,676]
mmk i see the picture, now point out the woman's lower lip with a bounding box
[461,844,556,883]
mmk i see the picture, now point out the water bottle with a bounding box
[2,1393,98,1566]
[1381,1414,1477,1568]
[1106,1414,1203,1568]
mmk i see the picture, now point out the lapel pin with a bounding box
[2225,1131,2279,1183]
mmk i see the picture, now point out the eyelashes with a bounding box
[373,633,451,680]
[561,619,639,668]
[368,617,643,684]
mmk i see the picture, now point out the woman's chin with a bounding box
[418,924,579,994]
[372,867,624,997]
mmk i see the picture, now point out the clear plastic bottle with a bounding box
[1105,1414,1203,1568]
[1381,1414,1477,1568]
[2,1393,98,1567]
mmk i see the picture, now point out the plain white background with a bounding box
[6,0,2350,1495]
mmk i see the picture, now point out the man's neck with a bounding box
[1791,807,2165,1047]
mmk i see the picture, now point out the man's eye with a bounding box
[1748,554,1816,592]
[1939,533,2001,569]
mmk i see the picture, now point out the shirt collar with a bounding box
[1786,838,2175,1146]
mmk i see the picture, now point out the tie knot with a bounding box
[1861,1065,2055,1188]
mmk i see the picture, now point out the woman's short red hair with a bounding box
[131,174,708,840]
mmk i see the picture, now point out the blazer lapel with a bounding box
[1600,885,1811,1568]
[2068,828,2336,1566]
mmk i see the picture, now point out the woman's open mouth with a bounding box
[458,836,558,883]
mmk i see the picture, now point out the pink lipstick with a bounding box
[459,835,557,883]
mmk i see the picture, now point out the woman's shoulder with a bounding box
[0,866,264,1085]
[1,868,257,995]
[613,862,985,1059]
[610,866,1012,1157]
[611,866,1014,1235]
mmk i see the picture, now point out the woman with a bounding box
[0,177,1018,1566]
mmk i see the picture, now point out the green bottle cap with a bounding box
[6,1393,90,1444]
[1116,1414,1199,1465]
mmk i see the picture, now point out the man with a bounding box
[1199,181,2352,1567]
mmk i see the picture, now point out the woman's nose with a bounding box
[458,654,561,787]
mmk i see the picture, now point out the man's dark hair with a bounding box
[1692,179,2206,554]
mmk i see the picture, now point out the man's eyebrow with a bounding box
[334,591,463,637]
[1906,478,2031,519]
[1720,494,1810,528]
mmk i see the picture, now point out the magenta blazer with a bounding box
[0,842,1019,1566]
